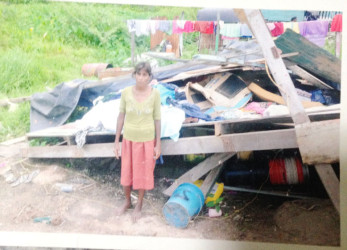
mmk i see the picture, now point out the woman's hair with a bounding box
[133,61,152,78]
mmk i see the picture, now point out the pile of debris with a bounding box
[29,29,340,135]
[139,28,340,124]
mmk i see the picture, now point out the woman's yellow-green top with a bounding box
[119,86,161,142]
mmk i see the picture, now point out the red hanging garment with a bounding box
[271,22,284,37]
[194,21,214,34]
[331,14,342,32]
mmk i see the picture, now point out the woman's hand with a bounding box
[114,142,121,159]
[154,146,161,160]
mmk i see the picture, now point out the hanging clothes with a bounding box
[240,23,253,37]
[331,14,342,32]
[270,22,284,37]
[299,20,330,47]
[177,20,186,29]
[148,20,157,35]
[283,22,300,33]
[267,23,276,31]
[172,20,185,34]
[220,23,241,38]
[134,20,150,36]
[158,20,173,35]
[183,21,195,33]
[194,21,214,34]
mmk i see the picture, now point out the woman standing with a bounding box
[114,62,161,222]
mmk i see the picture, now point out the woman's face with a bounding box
[135,68,151,86]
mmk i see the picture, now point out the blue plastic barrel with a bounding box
[162,183,204,228]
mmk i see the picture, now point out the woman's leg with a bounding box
[116,185,132,215]
[132,189,145,222]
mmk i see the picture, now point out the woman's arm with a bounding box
[114,112,125,159]
[154,119,161,160]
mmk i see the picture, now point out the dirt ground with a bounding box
[0,141,340,247]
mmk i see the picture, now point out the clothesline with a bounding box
[127,16,342,48]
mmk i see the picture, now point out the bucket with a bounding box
[162,183,204,228]
[81,63,113,77]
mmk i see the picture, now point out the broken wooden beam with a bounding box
[200,165,224,198]
[162,153,234,196]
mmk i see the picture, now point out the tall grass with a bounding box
[0,1,199,142]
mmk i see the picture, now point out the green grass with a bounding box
[0,102,30,141]
[0,1,200,142]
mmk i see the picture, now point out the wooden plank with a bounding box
[214,12,220,54]
[335,32,342,58]
[295,119,340,164]
[247,82,324,108]
[23,128,299,158]
[162,153,234,196]
[160,65,239,83]
[200,165,224,197]
[162,129,299,155]
[275,29,341,84]
[179,12,184,57]
[285,62,333,89]
[314,164,340,213]
[242,9,310,125]
[26,106,339,139]
[247,52,299,63]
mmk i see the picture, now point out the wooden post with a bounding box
[215,12,220,55]
[179,11,184,57]
[335,32,342,58]
[131,31,135,66]
[315,164,340,213]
